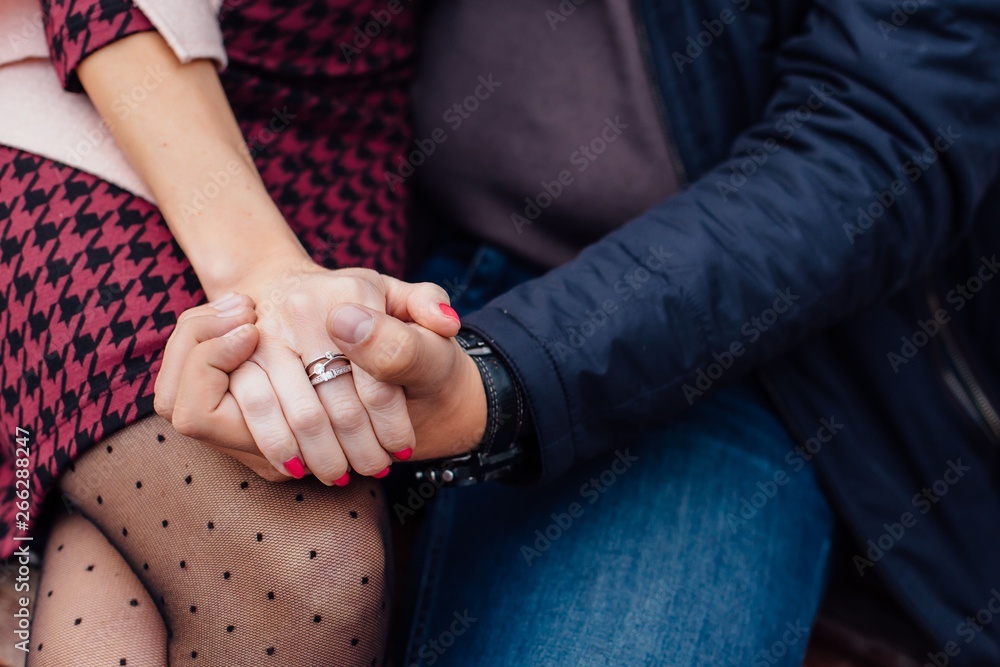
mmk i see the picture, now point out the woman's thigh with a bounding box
[403,380,834,667]
[29,512,167,666]
[59,414,394,666]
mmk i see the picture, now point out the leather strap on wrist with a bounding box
[413,329,533,486]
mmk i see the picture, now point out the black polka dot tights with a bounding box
[29,415,390,666]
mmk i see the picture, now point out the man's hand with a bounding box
[327,304,487,461]
[205,258,457,483]
[154,297,484,477]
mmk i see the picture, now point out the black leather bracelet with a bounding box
[413,329,533,486]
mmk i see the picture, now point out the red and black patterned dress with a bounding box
[0,0,417,559]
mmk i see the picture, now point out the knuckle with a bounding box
[345,279,371,302]
[170,410,206,441]
[356,380,401,411]
[350,449,389,476]
[306,453,347,483]
[234,294,255,310]
[152,391,173,421]
[378,422,416,452]
[378,332,418,377]
[288,404,330,436]
[255,436,295,459]
[420,281,449,301]
[241,392,277,417]
[283,291,319,321]
[284,291,310,310]
[328,399,369,434]
[378,420,417,452]
[253,465,290,483]
[175,309,199,326]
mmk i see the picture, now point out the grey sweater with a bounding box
[411,0,681,268]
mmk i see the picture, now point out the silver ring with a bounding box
[304,351,348,377]
[310,363,353,386]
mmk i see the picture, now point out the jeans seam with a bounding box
[404,492,455,666]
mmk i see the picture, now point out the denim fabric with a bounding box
[402,242,834,666]
[409,239,544,314]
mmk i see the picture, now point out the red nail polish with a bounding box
[283,456,305,479]
[373,467,391,479]
[438,303,460,322]
[393,448,413,461]
[333,472,351,487]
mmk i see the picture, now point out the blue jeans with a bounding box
[402,242,834,666]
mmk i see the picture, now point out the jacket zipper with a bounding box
[630,0,689,186]
[927,291,1000,446]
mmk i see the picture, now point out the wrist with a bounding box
[410,330,534,486]
[195,236,312,300]
[76,32,315,302]
[161,183,311,299]
[409,350,485,461]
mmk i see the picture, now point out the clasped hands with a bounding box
[153,255,487,483]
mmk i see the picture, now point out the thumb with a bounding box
[167,322,259,427]
[328,303,450,387]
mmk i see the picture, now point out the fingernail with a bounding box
[215,306,245,318]
[439,303,460,322]
[283,456,305,479]
[373,467,391,479]
[393,448,413,461]
[223,323,252,338]
[331,306,373,344]
[210,293,241,310]
[333,472,351,487]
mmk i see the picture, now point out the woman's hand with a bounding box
[155,297,486,472]
[152,296,288,481]
[155,263,462,483]
[225,254,460,483]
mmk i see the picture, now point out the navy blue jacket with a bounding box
[462,0,1000,661]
